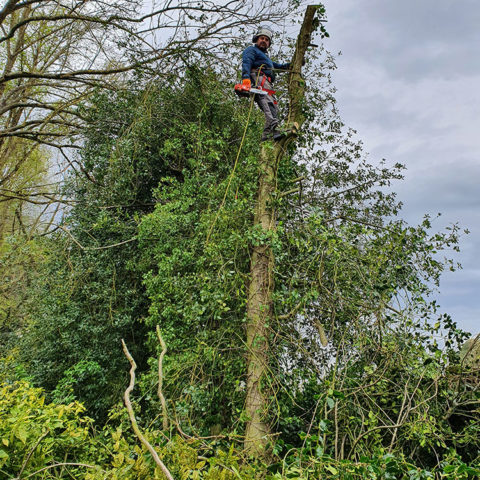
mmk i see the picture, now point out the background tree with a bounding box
[0,0,301,241]
[0,0,300,146]
[1,0,304,412]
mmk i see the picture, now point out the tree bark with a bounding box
[244,5,322,456]
[245,144,277,455]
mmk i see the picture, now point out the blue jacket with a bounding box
[242,45,290,83]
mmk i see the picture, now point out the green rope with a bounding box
[205,68,266,245]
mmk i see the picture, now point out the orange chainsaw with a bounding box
[234,82,275,98]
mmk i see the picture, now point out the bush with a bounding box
[0,381,95,479]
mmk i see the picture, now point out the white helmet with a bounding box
[252,26,273,45]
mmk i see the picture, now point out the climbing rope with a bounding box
[205,68,265,245]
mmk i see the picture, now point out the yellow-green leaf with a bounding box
[326,465,338,474]
[112,452,125,467]
[16,425,28,444]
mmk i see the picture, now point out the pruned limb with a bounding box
[279,186,300,198]
[121,339,175,480]
[156,325,169,431]
[314,320,329,347]
[290,176,306,184]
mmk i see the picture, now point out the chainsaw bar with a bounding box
[248,87,268,95]
[234,83,270,97]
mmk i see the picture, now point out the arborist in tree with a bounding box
[240,26,291,142]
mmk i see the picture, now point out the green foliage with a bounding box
[51,360,107,406]
[0,381,478,479]
[20,231,146,420]
[0,381,93,479]
[10,42,478,476]
[86,431,262,480]
[266,446,480,479]
[0,235,46,379]
[19,67,263,423]
[19,82,163,418]
[137,70,262,434]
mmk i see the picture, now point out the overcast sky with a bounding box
[320,0,480,334]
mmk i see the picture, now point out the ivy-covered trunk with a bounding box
[244,6,321,455]
[245,145,277,454]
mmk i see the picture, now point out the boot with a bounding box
[261,130,272,142]
[272,129,286,141]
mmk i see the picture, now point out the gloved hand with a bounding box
[242,78,251,88]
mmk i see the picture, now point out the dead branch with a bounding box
[122,339,175,480]
[156,325,169,431]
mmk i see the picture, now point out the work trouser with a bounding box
[251,72,278,135]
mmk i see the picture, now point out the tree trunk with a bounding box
[244,5,322,456]
[245,145,277,455]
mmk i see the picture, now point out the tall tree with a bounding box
[244,5,323,454]
[15,5,477,470]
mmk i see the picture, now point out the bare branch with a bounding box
[122,339,175,480]
[156,325,169,431]
[14,462,98,480]
[57,225,137,251]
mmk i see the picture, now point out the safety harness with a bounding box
[234,66,277,103]
[255,72,276,97]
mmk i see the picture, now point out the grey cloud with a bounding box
[326,0,480,80]
[321,0,480,332]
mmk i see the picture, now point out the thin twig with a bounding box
[16,462,97,479]
[16,431,50,479]
[59,225,136,250]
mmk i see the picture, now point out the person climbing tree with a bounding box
[241,26,290,141]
